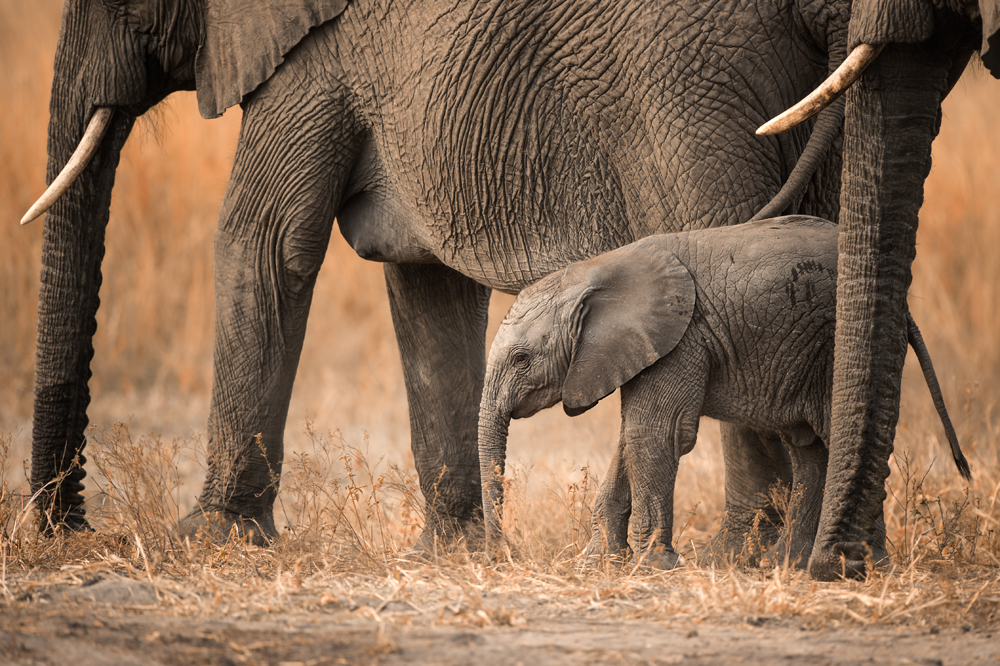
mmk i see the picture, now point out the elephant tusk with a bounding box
[756,44,884,136]
[20,107,114,225]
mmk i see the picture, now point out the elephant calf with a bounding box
[478,216,969,569]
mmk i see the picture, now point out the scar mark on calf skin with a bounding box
[789,259,824,283]
[786,260,830,306]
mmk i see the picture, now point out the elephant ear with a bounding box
[561,238,696,416]
[195,0,349,119]
[981,0,1000,78]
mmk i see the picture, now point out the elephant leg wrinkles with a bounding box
[763,431,828,569]
[706,424,791,566]
[178,52,361,544]
[620,361,705,571]
[385,263,491,551]
[582,436,632,565]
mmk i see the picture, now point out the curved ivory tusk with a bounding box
[21,107,114,225]
[756,44,884,136]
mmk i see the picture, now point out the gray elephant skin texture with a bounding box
[810,0,998,580]
[32,0,848,545]
[29,0,996,581]
[478,216,969,571]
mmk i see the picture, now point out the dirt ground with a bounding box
[2,576,998,666]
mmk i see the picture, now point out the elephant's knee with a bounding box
[279,225,329,295]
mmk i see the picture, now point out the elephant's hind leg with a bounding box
[762,431,828,569]
[385,263,491,553]
[705,424,791,567]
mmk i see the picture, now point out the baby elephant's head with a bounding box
[478,238,697,539]
[484,238,697,422]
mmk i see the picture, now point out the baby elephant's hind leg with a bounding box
[581,438,632,566]
[763,430,828,569]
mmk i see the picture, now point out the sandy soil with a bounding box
[3,577,998,666]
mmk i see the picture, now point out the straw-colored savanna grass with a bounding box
[1,0,998,640]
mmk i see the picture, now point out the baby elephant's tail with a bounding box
[907,313,972,481]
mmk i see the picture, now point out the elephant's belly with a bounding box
[336,191,439,264]
[701,385,823,441]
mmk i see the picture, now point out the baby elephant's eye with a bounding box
[511,351,531,368]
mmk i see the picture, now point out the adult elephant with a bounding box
[24,0,351,533]
[760,0,998,579]
[27,0,849,550]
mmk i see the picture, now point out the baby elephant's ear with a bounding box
[562,238,696,416]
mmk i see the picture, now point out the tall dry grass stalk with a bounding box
[1,421,998,629]
[0,1,998,628]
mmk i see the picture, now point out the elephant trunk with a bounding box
[477,394,512,543]
[31,72,134,530]
[809,44,952,580]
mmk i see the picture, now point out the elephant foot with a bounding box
[579,530,631,570]
[176,505,277,547]
[760,538,811,571]
[701,513,779,569]
[808,515,889,581]
[36,510,94,537]
[808,542,872,580]
[701,528,761,568]
[808,541,889,581]
[633,544,682,571]
[35,470,92,536]
[405,517,485,560]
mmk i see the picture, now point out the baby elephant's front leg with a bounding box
[622,368,703,570]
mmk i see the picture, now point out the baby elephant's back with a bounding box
[682,216,839,433]
[684,215,839,318]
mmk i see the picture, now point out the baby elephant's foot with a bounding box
[483,533,520,564]
[700,524,774,569]
[633,544,682,570]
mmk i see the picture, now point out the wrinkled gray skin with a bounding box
[808,0,998,580]
[31,0,997,579]
[478,217,970,570]
[33,0,850,547]
[187,0,859,551]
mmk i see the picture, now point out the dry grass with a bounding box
[1,421,998,631]
[1,0,999,634]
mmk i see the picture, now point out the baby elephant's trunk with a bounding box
[477,398,512,544]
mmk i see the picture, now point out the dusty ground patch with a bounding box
[3,568,999,666]
[1,417,998,665]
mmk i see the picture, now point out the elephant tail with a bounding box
[906,312,971,481]
[749,96,845,222]
[750,44,850,223]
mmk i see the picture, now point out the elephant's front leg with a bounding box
[621,367,703,571]
[581,437,632,566]
[707,424,791,566]
[384,263,491,551]
[178,55,361,544]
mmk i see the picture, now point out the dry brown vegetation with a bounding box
[2,1,1000,661]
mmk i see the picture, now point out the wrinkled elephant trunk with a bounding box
[477,397,511,543]
[31,91,134,530]
[809,44,952,580]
